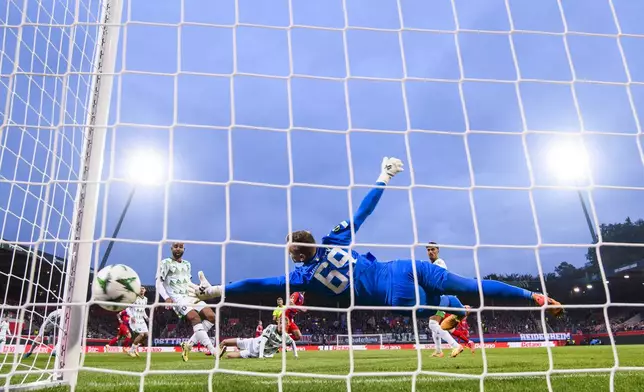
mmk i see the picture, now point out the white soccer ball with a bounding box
[92,264,142,311]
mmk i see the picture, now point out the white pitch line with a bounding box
[78,371,642,389]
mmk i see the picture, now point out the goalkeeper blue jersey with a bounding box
[224,183,455,310]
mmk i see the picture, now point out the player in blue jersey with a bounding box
[188,157,562,328]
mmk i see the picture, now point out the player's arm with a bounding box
[324,157,403,246]
[189,270,309,300]
[258,337,267,359]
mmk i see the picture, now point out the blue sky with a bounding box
[1,0,644,289]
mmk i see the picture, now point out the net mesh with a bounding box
[0,0,102,387]
[2,0,644,391]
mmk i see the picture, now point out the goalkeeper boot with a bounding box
[180,341,192,362]
[532,294,563,317]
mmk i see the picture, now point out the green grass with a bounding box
[2,346,644,392]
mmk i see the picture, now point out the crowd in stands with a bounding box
[3,300,643,341]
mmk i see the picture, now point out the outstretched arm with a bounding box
[325,157,404,246]
[188,270,309,300]
[353,157,404,231]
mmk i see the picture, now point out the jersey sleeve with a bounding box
[225,269,310,296]
[322,184,387,246]
[157,259,170,281]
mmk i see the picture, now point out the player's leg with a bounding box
[411,260,562,323]
[428,311,444,357]
[185,306,217,357]
[23,327,45,359]
[286,322,300,358]
[432,296,464,357]
[177,300,215,361]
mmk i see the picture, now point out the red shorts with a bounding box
[286,320,299,334]
[118,324,130,336]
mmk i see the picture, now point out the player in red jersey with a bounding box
[449,314,475,354]
[105,309,132,353]
[255,320,263,337]
[284,292,306,341]
[273,292,306,357]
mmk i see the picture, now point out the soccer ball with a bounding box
[92,264,141,311]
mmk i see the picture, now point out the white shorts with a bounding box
[236,337,260,359]
[172,296,207,317]
[130,322,149,334]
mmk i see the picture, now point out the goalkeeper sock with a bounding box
[192,323,216,356]
[428,320,443,352]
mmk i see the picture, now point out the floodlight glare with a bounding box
[573,287,580,293]
[127,150,164,185]
[547,140,590,182]
[586,284,593,289]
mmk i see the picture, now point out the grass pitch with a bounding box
[2,345,644,391]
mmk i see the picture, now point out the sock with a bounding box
[187,334,198,346]
[443,272,533,300]
[202,319,214,332]
[193,323,216,355]
[291,340,298,356]
[428,320,443,352]
[123,337,132,347]
[453,330,470,344]
[108,336,119,346]
[439,329,460,349]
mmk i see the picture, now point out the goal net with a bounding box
[2,0,644,391]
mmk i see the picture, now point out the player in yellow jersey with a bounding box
[272,297,285,323]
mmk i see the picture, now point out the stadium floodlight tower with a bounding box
[547,139,598,243]
[98,149,164,271]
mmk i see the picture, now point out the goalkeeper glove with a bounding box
[187,271,222,300]
[377,157,404,184]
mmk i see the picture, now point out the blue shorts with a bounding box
[386,260,464,316]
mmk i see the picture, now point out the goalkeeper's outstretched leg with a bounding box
[402,260,562,330]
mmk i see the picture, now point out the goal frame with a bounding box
[52,0,124,389]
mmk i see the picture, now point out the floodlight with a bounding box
[547,140,590,182]
[127,150,164,185]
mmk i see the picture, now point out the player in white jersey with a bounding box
[126,287,150,357]
[0,316,11,353]
[155,242,218,361]
[23,309,64,359]
[426,242,465,358]
[218,319,297,359]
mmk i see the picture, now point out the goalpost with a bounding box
[1,0,120,389]
[1,0,643,391]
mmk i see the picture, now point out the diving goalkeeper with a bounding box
[188,157,562,323]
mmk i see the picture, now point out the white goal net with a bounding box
[1,0,644,391]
